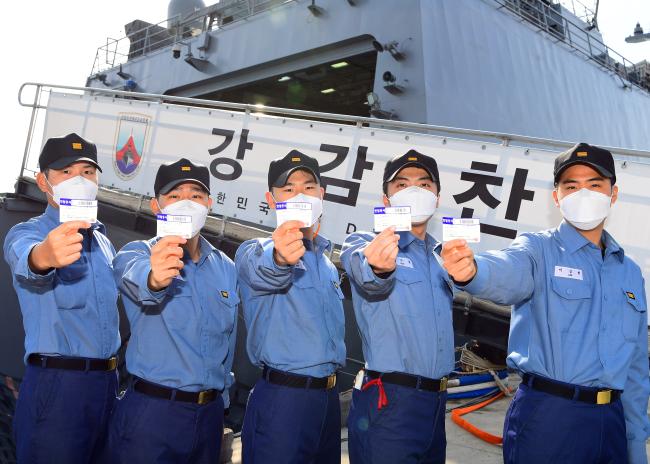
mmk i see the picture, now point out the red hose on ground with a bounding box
[450,392,505,445]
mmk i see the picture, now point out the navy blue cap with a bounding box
[154,158,210,196]
[267,150,321,190]
[554,143,616,185]
[383,149,440,193]
[38,133,101,172]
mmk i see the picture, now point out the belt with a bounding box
[262,366,337,390]
[133,377,219,405]
[522,373,621,405]
[28,354,117,372]
[366,370,448,392]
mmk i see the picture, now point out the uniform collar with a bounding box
[43,204,106,234]
[186,235,218,266]
[601,229,625,262]
[398,231,417,250]
[304,234,332,255]
[44,204,59,226]
[195,235,213,265]
[557,220,624,262]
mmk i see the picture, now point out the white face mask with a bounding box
[47,175,98,205]
[389,186,438,224]
[159,199,209,238]
[559,188,612,231]
[281,192,323,227]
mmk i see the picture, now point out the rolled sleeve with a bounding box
[235,239,292,293]
[3,222,55,286]
[261,240,291,274]
[113,242,168,305]
[341,232,395,298]
[14,242,55,285]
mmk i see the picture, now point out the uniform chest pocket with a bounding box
[291,268,313,289]
[550,278,591,331]
[622,288,646,341]
[551,278,591,300]
[53,275,87,310]
[214,291,239,334]
[393,268,425,317]
[395,268,424,285]
[160,282,194,328]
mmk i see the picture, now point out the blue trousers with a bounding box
[503,381,628,463]
[13,364,117,464]
[242,378,341,464]
[347,382,447,464]
[107,386,224,463]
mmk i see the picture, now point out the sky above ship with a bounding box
[0,0,648,193]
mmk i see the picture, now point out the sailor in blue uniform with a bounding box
[236,151,346,464]
[4,133,120,463]
[341,150,454,464]
[108,159,238,463]
[442,143,650,464]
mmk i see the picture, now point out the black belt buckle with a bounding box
[439,377,448,392]
[197,390,215,405]
[106,356,118,371]
[596,389,612,405]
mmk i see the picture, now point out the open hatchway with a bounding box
[196,51,378,117]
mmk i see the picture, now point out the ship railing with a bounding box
[558,0,597,26]
[19,82,650,174]
[16,82,650,259]
[493,0,649,93]
[91,0,297,76]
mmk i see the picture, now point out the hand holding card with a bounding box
[364,226,400,275]
[148,235,187,290]
[272,220,306,266]
[440,238,477,284]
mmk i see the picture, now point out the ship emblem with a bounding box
[112,113,151,180]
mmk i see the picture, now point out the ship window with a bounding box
[197,51,378,117]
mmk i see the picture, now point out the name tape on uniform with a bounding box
[396,257,414,268]
[442,217,481,243]
[554,266,583,280]
[275,202,311,227]
[156,213,192,239]
[373,206,412,232]
[59,198,98,223]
